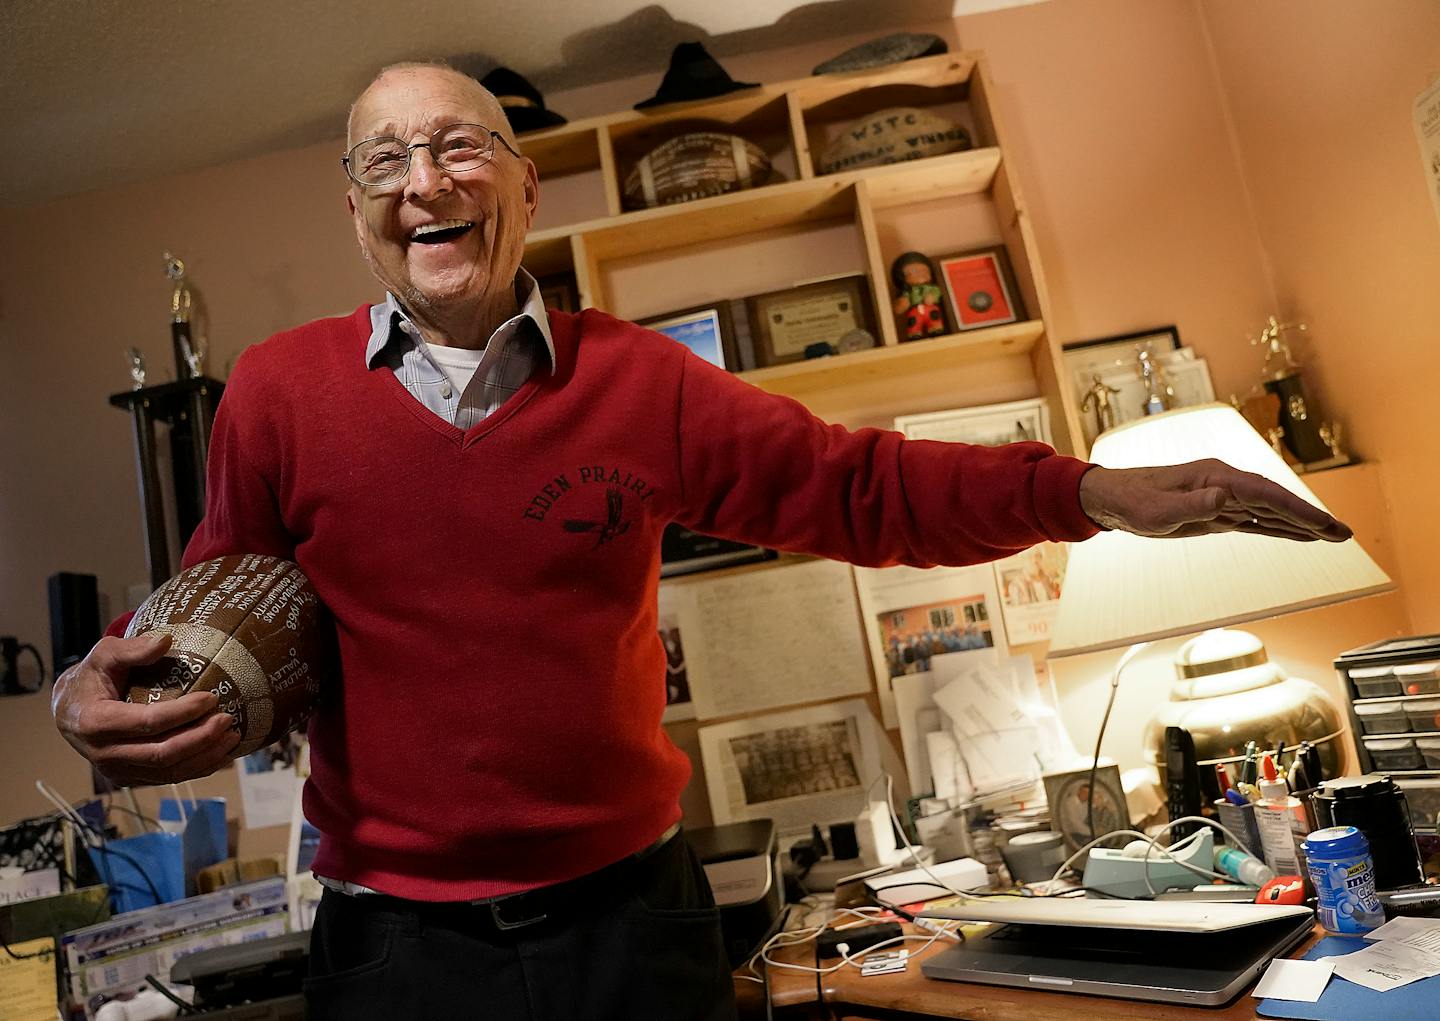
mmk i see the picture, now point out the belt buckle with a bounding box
[487,893,547,931]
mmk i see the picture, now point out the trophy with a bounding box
[1136,345,1172,416]
[1079,373,1122,435]
[125,347,147,390]
[1248,315,1332,465]
[164,251,206,379]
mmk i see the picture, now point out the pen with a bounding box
[1240,741,1259,787]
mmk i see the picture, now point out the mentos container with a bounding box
[1302,826,1384,935]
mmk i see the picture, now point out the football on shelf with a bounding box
[818,106,972,176]
[622,131,772,210]
[124,555,338,757]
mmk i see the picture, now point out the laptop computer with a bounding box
[919,899,1314,1006]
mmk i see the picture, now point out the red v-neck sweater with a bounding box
[161,304,1098,900]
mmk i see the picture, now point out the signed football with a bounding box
[818,106,972,176]
[124,555,337,757]
[622,131,772,209]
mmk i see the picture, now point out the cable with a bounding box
[1088,642,1146,844]
[145,974,197,1015]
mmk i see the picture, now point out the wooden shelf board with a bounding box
[862,148,1002,209]
[790,55,975,114]
[739,319,1044,396]
[524,147,1000,263]
[519,126,601,180]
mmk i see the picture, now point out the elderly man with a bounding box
[53,63,1350,1020]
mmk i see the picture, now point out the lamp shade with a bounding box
[1048,404,1393,657]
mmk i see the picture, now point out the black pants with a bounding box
[305,833,737,1020]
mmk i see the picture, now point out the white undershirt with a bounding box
[425,342,487,398]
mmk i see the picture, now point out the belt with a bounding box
[359,823,683,933]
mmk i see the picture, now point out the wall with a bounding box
[1198,0,1440,631]
[0,0,1426,829]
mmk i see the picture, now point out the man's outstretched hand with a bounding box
[1078,460,1353,542]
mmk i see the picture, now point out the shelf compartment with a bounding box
[535,147,1000,264]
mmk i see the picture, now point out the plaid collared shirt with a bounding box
[364,269,556,429]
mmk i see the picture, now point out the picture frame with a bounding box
[640,303,739,371]
[1062,326,1181,383]
[536,272,580,313]
[1061,327,1217,445]
[745,273,878,368]
[936,246,1027,331]
[893,396,1053,448]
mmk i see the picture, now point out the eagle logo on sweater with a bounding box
[562,488,631,547]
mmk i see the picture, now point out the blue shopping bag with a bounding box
[85,830,185,913]
[159,796,229,895]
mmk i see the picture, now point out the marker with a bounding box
[1224,788,1249,807]
[1215,763,1233,796]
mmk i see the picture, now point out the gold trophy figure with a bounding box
[164,251,206,379]
[1136,345,1172,416]
[1079,373,1122,436]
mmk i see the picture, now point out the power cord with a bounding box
[1088,642,1146,844]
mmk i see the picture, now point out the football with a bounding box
[622,132,772,210]
[818,106,972,176]
[124,555,337,757]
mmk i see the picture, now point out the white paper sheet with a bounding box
[891,671,941,794]
[1320,938,1440,993]
[852,563,1006,728]
[698,698,883,835]
[1252,958,1333,1002]
[931,655,1051,799]
[670,559,871,720]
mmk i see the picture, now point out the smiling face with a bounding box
[345,66,538,335]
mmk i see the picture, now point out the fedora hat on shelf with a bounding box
[634,42,760,110]
[480,66,567,134]
[811,33,948,75]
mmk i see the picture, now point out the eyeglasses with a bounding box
[342,123,521,187]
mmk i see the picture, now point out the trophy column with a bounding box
[109,253,223,590]
[109,378,225,589]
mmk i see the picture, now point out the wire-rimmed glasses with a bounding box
[342,123,521,187]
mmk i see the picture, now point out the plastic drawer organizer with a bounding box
[1337,637,1440,836]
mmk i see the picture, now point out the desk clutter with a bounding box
[0,781,314,1020]
[731,637,1440,1020]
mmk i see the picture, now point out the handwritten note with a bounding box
[673,558,871,719]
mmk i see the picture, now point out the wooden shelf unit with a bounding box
[518,51,1084,455]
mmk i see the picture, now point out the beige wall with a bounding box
[0,0,1431,829]
[1199,0,1440,631]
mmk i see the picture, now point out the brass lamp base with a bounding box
[1144,629,1346,797]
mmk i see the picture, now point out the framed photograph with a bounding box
[640,303,739,371]
[1061,327,1218,445]
[936,246,1027,331]
[894,397,1053,448]
[745,273,877,368]
[1062,326,1180,382]
[536,272,580,313]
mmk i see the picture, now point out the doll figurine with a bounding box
[890,251,947,341]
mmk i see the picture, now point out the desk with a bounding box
[736,921,1324,1020]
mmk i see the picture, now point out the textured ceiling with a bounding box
[0,0,1043,209]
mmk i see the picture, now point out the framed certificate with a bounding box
[745,274,877,367]
[937,246,1026,331]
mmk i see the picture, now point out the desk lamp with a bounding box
[1049,403,1393,794]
